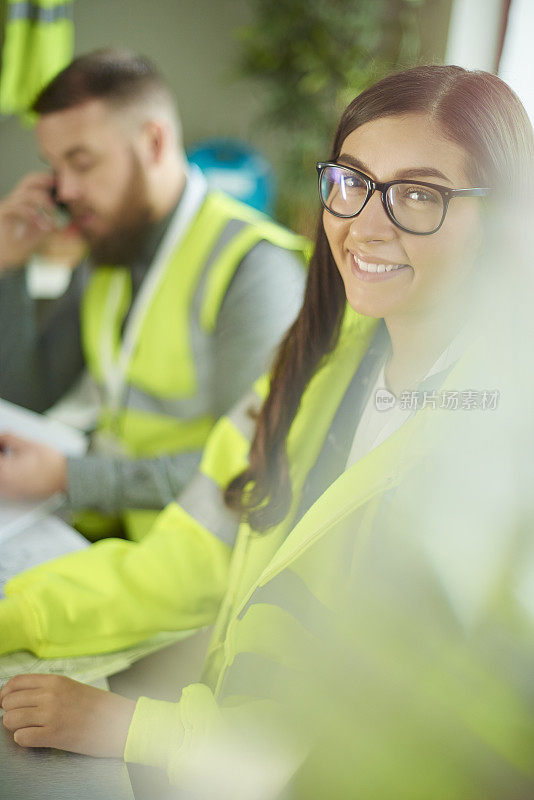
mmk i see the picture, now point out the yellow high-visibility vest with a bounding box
[79,189,309,541]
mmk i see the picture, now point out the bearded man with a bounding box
[0,48,307,541]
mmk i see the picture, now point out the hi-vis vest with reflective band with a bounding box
[0,0,74,119]
[80,191,308,541]
[196,307,390,695]
[125,312,534,790]
[198,309,477,700]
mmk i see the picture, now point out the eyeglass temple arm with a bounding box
[450,187,491,197]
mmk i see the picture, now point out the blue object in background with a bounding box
[187,138,275,214]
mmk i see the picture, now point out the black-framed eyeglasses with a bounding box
[316,162,491,235]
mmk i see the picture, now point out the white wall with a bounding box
[444,0,504,70]
[499,0,534,123]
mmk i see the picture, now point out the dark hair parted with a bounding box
[227,65,534,532]
[32,47,175,118]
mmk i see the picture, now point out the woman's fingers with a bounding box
[0,673,48,698]
[1,680,59,735]
[0,688,43,711]
[3,706,47,732]
[13,727,49,748]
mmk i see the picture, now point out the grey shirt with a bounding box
[0,235,305,514]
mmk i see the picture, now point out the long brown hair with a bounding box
[225,65,534,531]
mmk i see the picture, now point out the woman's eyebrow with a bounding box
[396,167,453,184]
[338,153,371,173]
[337,153,453,185]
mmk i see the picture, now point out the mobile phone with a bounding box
[49,181,70,225]
[49,182,69,213]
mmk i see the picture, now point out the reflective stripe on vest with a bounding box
[7,1,72,23]
[176,387,264,548]
[178,473,239,548]
[236,567,336,638]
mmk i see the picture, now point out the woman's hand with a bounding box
[0,674,136,758]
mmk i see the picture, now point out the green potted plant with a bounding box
[236,0,429,234]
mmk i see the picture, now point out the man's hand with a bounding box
[0,674,136,758]
[0,433,67,498]
[0,173,59,272]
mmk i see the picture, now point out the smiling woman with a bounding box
[226,64,534,527]
[322,113,486,321]
[1,65,533,798]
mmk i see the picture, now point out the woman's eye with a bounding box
[342,175,364,190]
[404,187,438,203]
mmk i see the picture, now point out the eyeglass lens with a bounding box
[320,165,445,233]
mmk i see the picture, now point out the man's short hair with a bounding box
[32,47,178,128]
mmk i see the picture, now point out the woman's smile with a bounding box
[349,251,412,282]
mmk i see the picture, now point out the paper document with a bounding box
[0,398,88,539]
[0,397,87,456]
[0,494,66,545]
[0,630,195,687]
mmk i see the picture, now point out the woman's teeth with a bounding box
[355,256,407,273]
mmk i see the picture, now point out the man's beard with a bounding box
[80,153,154,265]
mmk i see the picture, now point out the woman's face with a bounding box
[323,113,484,320]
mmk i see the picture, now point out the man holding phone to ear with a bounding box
[0,48,307,541]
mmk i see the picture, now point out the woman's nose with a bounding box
[348,189,397,243]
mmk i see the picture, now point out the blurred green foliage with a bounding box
[236,0,428,234]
